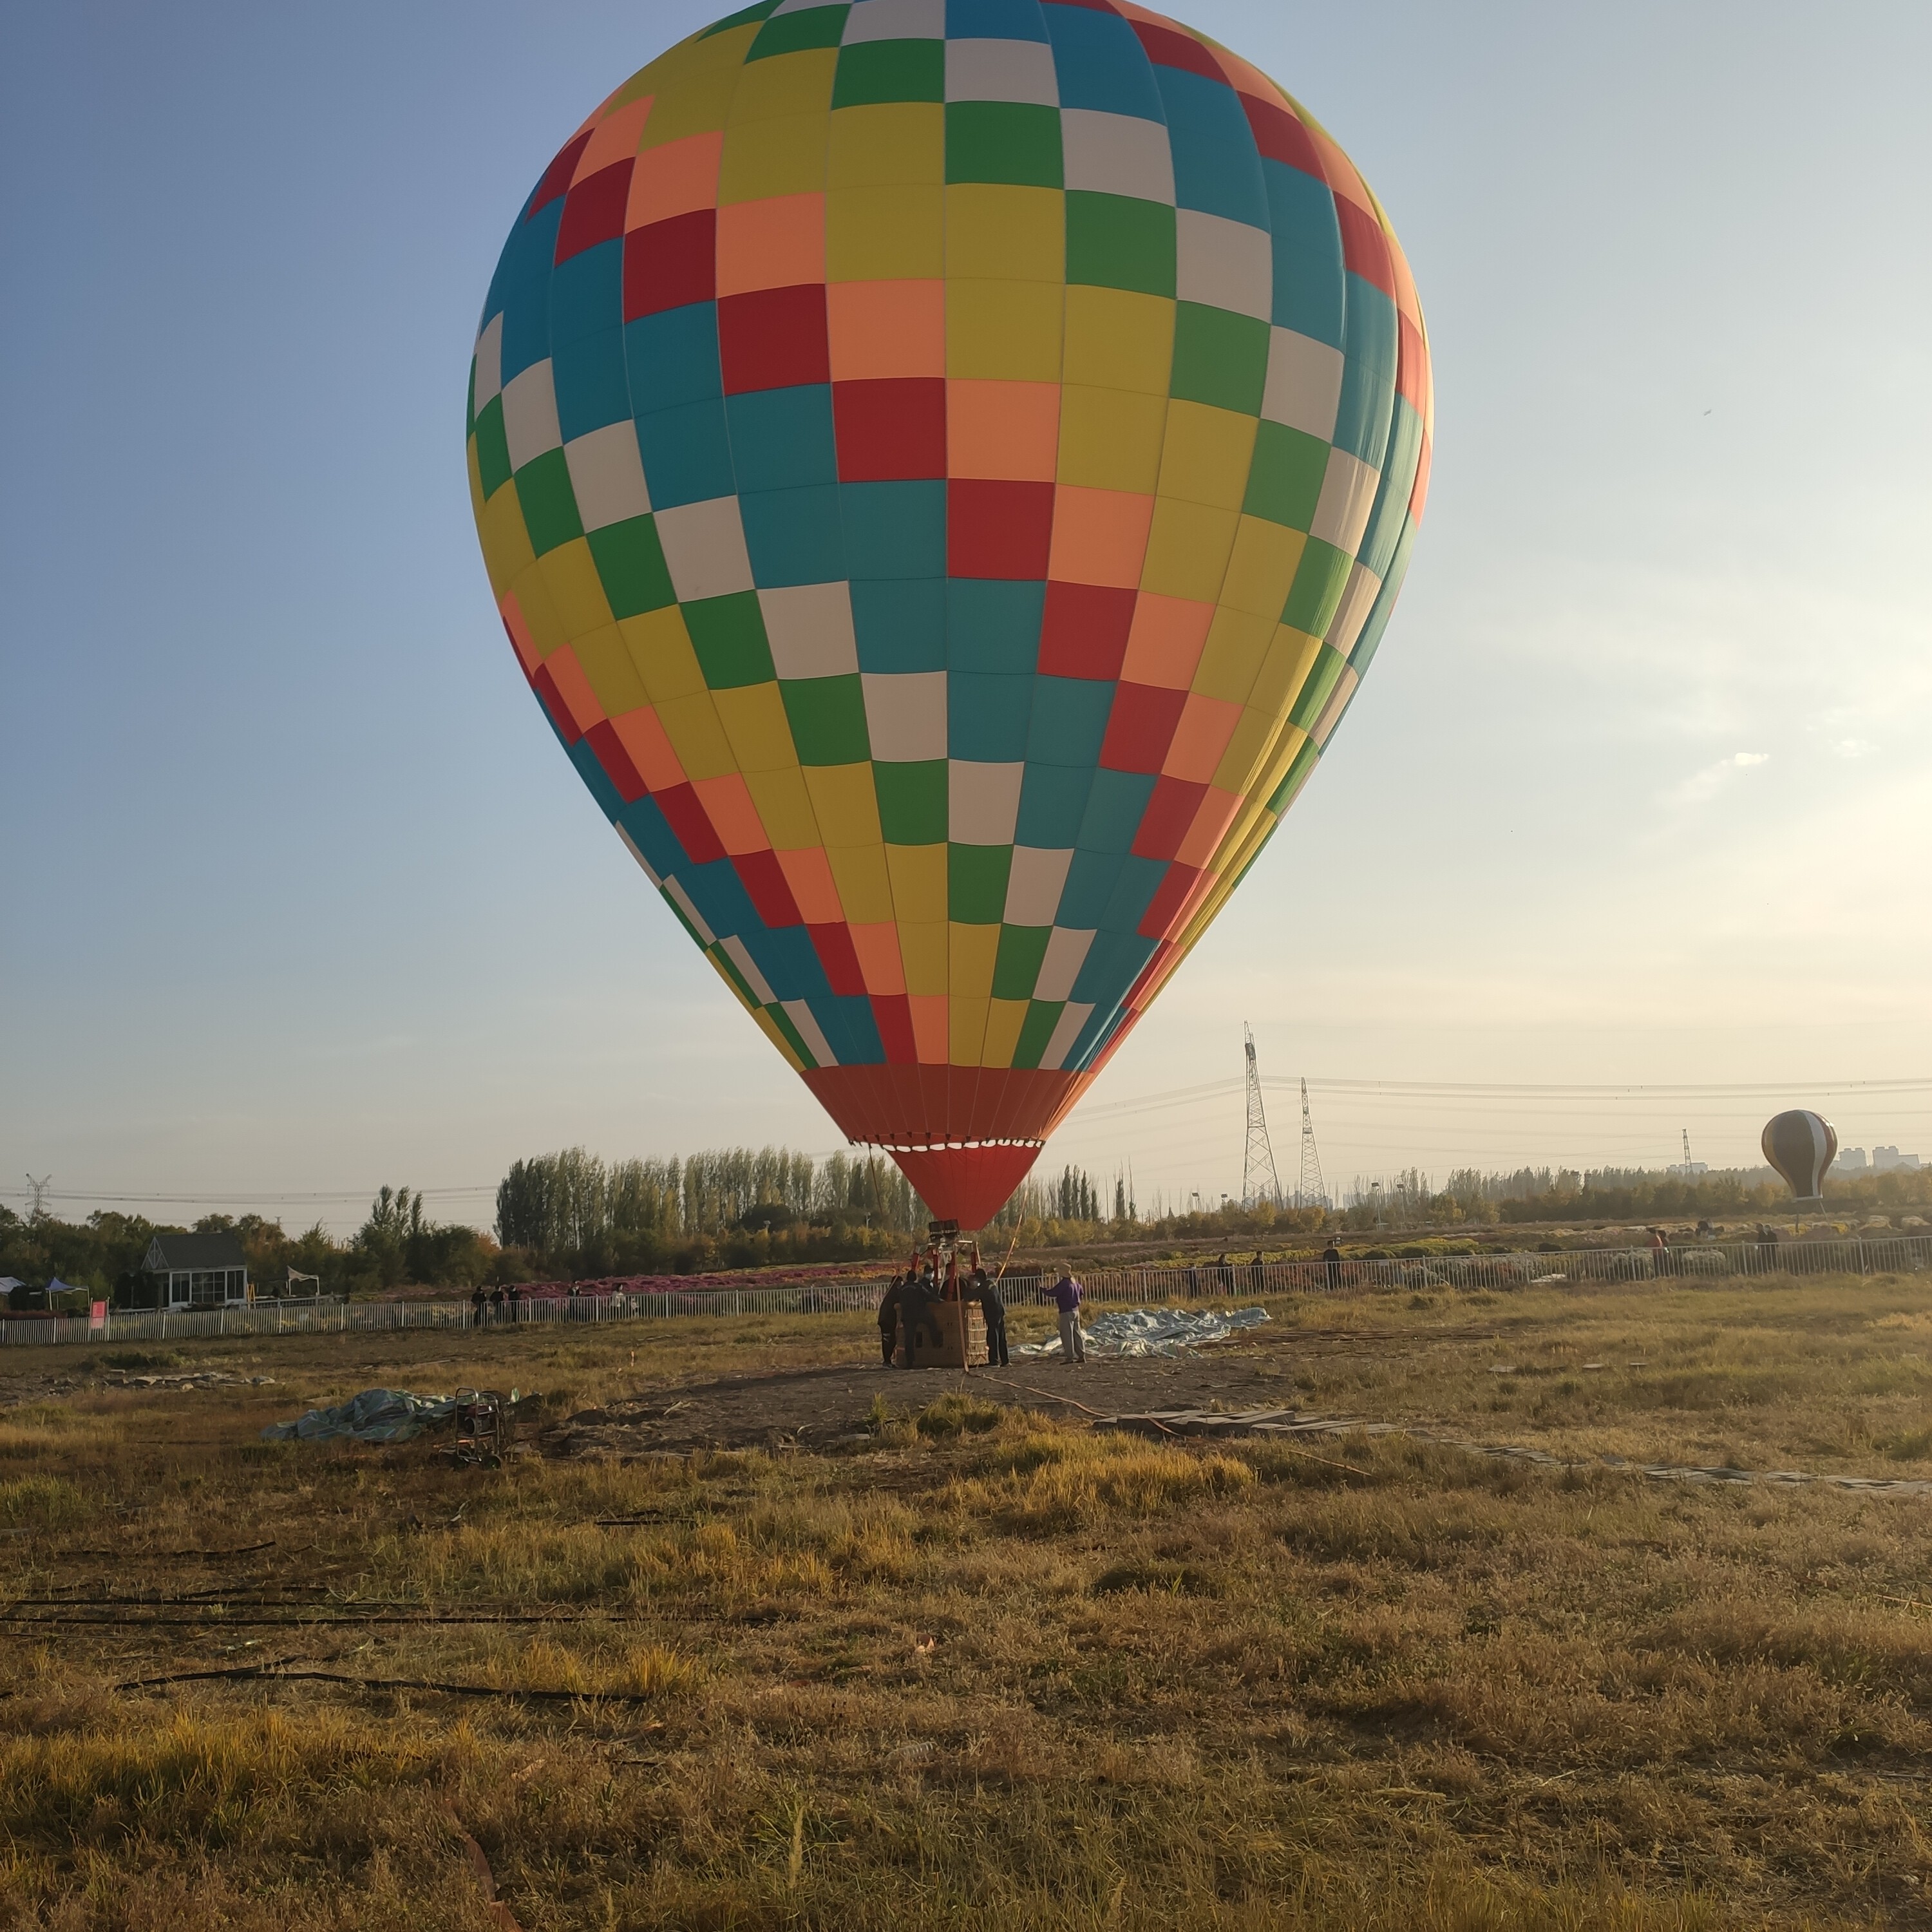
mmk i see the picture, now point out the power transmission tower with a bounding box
[1241,1024,1282,1208]
[1296,1081,1328,1210]
[24,1174,51,1220]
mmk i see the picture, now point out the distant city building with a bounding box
[1670,1160,1709,1178]
[1834,1148,1922,1175]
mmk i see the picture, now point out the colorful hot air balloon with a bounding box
[467,0,1432,1226]
[1762,1110,1838,1204]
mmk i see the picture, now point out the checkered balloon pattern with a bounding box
[468,0,1432,1226]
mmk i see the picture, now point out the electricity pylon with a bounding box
[1241,1025,1282,1208]
[1296,1080,1328,1210]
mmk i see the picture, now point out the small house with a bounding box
[138,1232,251,1309]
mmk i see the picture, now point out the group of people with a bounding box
[1192,1244,1344,1291]
[876,1263,1012,1367]
[1648,1223,1783,1276]
[876,1265,1094,1368]
[469,1282,528,1323]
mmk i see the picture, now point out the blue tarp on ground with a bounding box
[261,1388,457,1444]
[1015,1305,1271,1359]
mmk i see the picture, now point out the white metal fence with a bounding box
[3,1233,1927,1348]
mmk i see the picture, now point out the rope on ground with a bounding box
[970,1375,1117,1422]
[967,1376,1370,1469]
[8,1607,647,1628]
[1240,1440,1370,1477]
[115,1662,668,1703]
[57,1540,278,1560]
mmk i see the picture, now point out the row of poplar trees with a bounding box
[494,1146,925,1260]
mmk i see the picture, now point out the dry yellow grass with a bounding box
[0,1271,1929,1926]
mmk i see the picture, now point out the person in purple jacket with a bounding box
[1051,1269,1086,1365]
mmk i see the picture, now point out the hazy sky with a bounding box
[4,2,1927,1234]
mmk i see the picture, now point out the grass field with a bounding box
[3,1271,1931,1928]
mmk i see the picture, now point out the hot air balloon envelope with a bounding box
[467,0,1432,1226]
[1762,1110,1837,1204]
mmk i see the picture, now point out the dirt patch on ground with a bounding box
[0,1372,85,1411]
[545,1333,1329,1454]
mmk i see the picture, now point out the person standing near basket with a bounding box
[900,1267,940,1359]
[971,1265,1009,1367]
[1051,1269,1086,1365]
[876,1272,904,1367]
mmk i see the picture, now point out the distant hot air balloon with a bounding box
[1762,1110,1837,1204]
[467,0,1432,1226]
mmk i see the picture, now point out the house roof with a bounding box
[144,1231,248,1272]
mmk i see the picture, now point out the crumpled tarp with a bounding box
[261,1387,457,1443]
[1015,1305,1269,1359]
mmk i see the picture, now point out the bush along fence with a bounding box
[3,1233,1929,1347]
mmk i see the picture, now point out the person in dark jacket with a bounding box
[1322,1240,1343,1291]
[971,1267,1008,1367]
[470,1284,488,1325]
[900,1271,939,1359]
[877,1274,904,1366]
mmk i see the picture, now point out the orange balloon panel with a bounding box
[468,0,1432,1226]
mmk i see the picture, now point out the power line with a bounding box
[1079,1070,1930,1118]
[10,1073,1926,1215]
[1074,1073,1932,1124]
[8,1185,498,1208]
[1077,1077,1238,1121]
[1273,1075,1932,1099]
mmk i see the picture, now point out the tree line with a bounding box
[1336,1162,1932,1229]
[493,1145,927,1277]
[0,1191,498,1306]
[8,1149,1924,1307]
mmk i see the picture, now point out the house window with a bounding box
[160,1263,245,1305]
